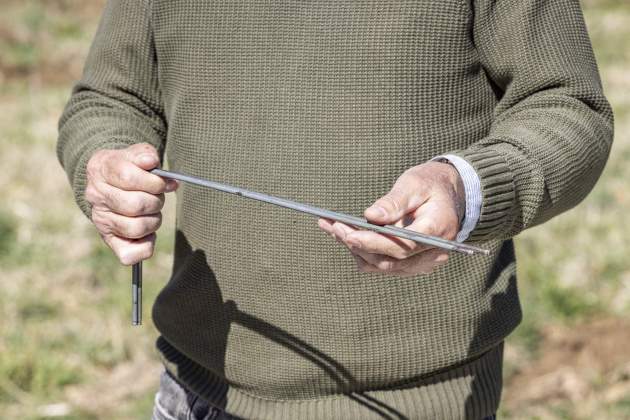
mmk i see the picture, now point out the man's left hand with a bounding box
[318,161,466,277]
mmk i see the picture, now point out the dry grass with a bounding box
[0,1,628,418]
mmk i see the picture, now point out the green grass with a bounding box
[0,209,17,258]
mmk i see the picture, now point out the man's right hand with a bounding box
[85,143,178,265]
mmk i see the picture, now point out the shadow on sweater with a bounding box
[229,307,410,420]
[463,239,519,419]
[157,231,513,420]
[157,231,409,419]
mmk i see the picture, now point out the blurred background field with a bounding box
[0,0,628,418]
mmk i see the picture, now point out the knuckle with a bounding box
[118,167,135,187]
[100,217,116,236]
[86,151,106,178]
[86,160,98,180]
[101,188,117,210]
[379,195,401,214]
[134,200,148,217]
[90,209,104,229]
[422,220,439,236]
[85,184,97,203]
[91,210,111,232]
[125,195,147,216]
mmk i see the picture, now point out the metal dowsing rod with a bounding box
[130,168,490,326]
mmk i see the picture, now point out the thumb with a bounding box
[365,174,426,224]
[126,143,160,171]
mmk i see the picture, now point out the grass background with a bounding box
[0,0,629,418]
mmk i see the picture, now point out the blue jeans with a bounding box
[152,368,497,420]
[152,370,234,420]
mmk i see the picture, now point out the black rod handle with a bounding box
[132,261,142,326]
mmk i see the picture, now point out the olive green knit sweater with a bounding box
[57,1,613,419]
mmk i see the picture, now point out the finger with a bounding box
[318,218,343,243]
[95,183,165,217]
[327,223,418,274]
[331,223,379,269]
[398,249,450,275]
[344,229,421,260]
[102,157,171,194]
[331,221,358,242]
[125,143,161,170]
[364,171,429,225]
[348,194,461,259]
[102,232,156,266]
[317,218,335,236]
[93,210,162,239]
[127,143,179,193]
[348,247,401,271]
[346,243,426,273]
[352,248,449,275]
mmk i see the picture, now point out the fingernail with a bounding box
[165,180,178,192]
[347,239,361,250]
[368,206,387,218]
[436,254,449,263]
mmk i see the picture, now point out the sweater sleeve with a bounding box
[56,0,165,219]
[445,0,614,242]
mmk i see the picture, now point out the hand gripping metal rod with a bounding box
[131,168,490,325]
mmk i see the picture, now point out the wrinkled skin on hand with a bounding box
[85,143,179,265]
[318,161,466,277]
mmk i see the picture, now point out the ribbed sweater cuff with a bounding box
[448,146,516,242]
[69,138,141,219]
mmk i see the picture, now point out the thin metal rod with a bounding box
[131,168,490,325]
[151,168,490,256]
[132,261,142,326]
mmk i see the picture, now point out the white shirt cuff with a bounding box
[431,154,482,242]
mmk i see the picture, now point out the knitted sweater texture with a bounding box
[57,1,613,419]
